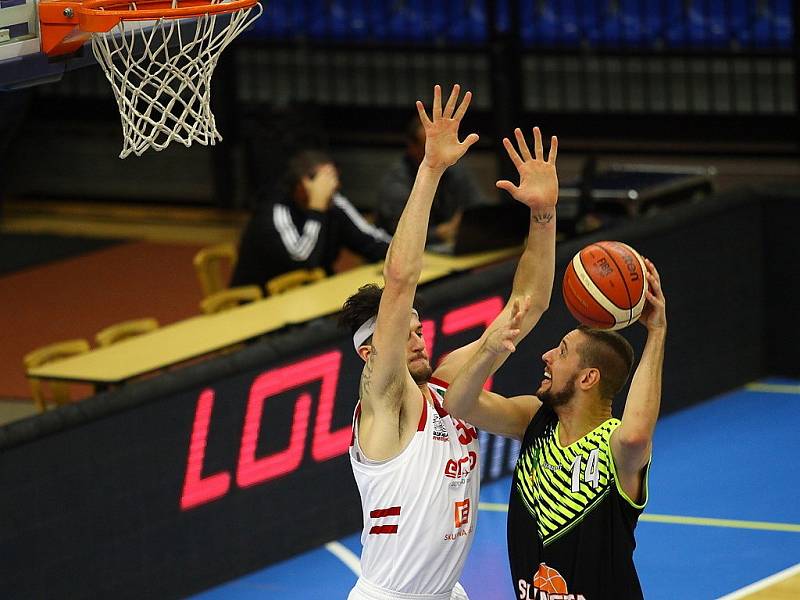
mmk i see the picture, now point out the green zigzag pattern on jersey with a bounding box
[514,418,619,545]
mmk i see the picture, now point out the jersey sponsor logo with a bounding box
[444,498,473,541]
[454,498,471,528]
[368,506,401,535]
[517,563,586,600]
[443,525,472,541]
[432,412,449,441]
[444,451,477,480]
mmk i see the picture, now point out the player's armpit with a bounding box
[361,279,416,402]
[356,346,421,461]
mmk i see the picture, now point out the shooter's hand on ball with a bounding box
[639,258,666,332]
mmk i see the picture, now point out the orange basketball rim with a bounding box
[39,0,259,56]
[37,0,263,158]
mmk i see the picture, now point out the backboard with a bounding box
[0,0,94,90]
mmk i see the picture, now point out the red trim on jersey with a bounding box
[429,376,450,389]
[350,403,362,447]
[369,525,399,535]
[429,379,450,417]
[369,506,401,518]
[428,384,449,418]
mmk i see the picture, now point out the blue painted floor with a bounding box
[193,379,800,599]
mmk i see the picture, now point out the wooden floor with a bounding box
[736,569,800,599]
[0,241,210,396]
[0,200,243,422]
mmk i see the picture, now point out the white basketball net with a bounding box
[90,1,262,158]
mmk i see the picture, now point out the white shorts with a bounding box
[347,577,469,600]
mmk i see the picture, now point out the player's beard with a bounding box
[538,376,576,408]
[409,358,433,384]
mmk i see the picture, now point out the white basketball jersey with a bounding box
[348,379,480,597]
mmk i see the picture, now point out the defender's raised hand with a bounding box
[496,127,558,211]
[483,296,531,355]
[416,84,480,172]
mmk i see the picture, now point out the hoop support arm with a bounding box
[39,1,91,56]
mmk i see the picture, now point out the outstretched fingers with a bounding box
[452,90,473,121]
[432,84,442,119]
[495,179,519,195]
[511,295,532,325]
[416,100,432,128]
[461,132,480,150]
[533,127,543,160]
[442,84,461,119]
[502,298,528,352]
[514,128,532,161]
[502,137,523,169]
[547,136,558,164]
[644,259,664,300]
[420,85,473,126]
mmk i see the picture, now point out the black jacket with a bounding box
[231,192,391,290]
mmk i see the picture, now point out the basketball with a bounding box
[562,241,648,330]
[533,564,568,593]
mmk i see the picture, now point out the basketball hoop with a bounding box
[40,0,262,158]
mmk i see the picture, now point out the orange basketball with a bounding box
[562,241,648,330]
[533,564,568,593]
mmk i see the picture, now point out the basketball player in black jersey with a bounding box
[446,260,667,599]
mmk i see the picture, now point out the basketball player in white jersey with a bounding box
[339,84,560,599]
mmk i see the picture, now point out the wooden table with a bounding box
[28,248,520,385]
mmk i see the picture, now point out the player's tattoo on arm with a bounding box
[359,346,376,400]
[531,211,554,226]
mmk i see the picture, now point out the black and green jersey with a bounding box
[507,405,649,600]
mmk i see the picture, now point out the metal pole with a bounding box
[487,0,523,198]
[794,0,800,149]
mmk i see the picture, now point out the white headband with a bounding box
[352,309,418,352]
[352,317,377,351]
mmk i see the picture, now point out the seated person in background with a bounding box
[375,116,487,246]
[231,149,391,291]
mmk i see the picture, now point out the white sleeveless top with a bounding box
[349,379,481,596]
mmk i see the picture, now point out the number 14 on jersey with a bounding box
[570,448,600,493]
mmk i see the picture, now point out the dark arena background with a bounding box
[1,2,799,599]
